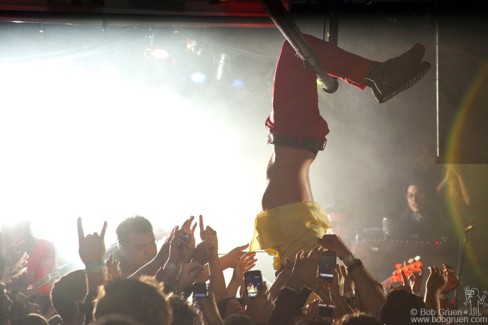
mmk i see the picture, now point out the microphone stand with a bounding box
[453,225,474,307]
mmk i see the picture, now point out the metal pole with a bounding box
[454,225,474,307]
[260,0,338,93]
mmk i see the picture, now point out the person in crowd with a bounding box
[93,277,172,325]
[380,289,430,325]
[49,270,87,325]
[2,219,56,315]
[77,217,225,325]
[168,294,204,325]
[110,216,158,278]
[250,34,430,270]
[111,215,249,285]
[397,181,444,238]
[77,218,175,325]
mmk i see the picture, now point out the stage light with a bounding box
[144,31,172,61]
[215,53,228,82]
[232,79,245,89]
[146,48,170,60]
[191,71,207,84]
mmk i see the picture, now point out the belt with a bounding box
[267,133,327,153]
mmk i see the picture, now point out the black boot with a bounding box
[366,43,430,103]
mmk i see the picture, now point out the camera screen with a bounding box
[193,282,207,299]
[318,304,335,318]
[245,271,262,297]
[319,251,336,280]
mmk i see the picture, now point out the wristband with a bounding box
[346,259,363,273]
[85,262,107,274]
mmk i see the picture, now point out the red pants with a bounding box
[266,35,373,142]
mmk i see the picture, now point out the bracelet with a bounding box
[85,262,107,274]
[346,258,363,273]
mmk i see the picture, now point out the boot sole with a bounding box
[373,61,431,103]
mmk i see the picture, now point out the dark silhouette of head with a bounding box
[94,277,172,325]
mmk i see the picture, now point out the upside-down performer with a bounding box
[250,34,430,270]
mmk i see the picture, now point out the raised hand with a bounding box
[198,215,217,248]
[426,266,447,293]
[390,270,412,293]
[331,265,345,297]
[440,264,460,294]
[317,235,351,261]
[166,230,183,265]
[286,246,322,291]
[193,240,214,266]
[175,261,204,292]
[199,214,206,241]
[106,255,122,281]
[175,229,196,264]
[220,244,249,269]
[77,217,107,267]
[232,251,257,284]
[330,265,355,318]
[178,216,197,263]
[343,265,355,296]
[181,215,196,234]
[409,266,424,295]
[425,266,448,314]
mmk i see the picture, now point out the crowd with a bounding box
[0,213,463,325]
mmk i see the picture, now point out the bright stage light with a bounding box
[146,48,170,60]
[0,58,258,264]
[232,79,245,89]
[191,71,207,84]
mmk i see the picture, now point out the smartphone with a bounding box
[192,282,208,299]
[318,251,336,281]
[318,304,335,318]
[244,270,263,297]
